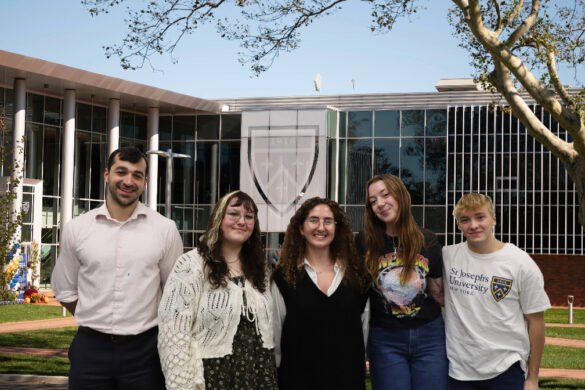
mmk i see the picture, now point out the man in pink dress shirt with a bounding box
[52,147,183,390]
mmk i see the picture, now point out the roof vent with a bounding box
[435,78,483,92]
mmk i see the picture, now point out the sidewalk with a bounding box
[0,317,76,333]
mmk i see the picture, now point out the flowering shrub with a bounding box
[23,288,38,299]
[29,292,45,303]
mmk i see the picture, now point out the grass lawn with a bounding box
[547,327,585,341]
[541,345,585,369]
[545,308,585,325]
[365,376,585,390]
[0,304,71,323]
[0,327,77,349]
[0,353,69,376]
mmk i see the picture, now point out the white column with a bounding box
[60,89,76,228]
[10,79,26,233]
[146,107,159,210]
[108,98,120,155]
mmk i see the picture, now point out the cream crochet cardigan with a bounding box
[158,249,275,390]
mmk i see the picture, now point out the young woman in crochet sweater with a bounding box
[272,197,370,390]
[158,191,277,390]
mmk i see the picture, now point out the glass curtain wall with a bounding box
[446,105,583,255]
[159,114,241,250]
[332,109,448,244]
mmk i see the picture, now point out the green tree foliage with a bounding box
[0,113,24,301]
[84,0,585,227]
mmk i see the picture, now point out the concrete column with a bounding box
[146,107,159,211]
[10,79,26,231]
[60,89,76,228]
[108,98,120,156]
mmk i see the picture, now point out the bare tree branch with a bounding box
[504,0,538,48]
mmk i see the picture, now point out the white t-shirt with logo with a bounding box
[442,242,551,381]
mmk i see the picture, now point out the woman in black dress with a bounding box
[272,197,370,390]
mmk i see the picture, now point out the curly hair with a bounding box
[198,190,267,292]
[363,174,424,286]
[276,197,369,291]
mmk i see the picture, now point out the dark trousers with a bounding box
[448,362,525,390]
[68,326,165,390]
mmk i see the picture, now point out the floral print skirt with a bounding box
[202,315,278,390]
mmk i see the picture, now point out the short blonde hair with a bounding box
[453,193,495,220]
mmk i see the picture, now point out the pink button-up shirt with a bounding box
[52,203,184,335]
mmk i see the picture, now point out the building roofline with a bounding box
[0,50,221,114]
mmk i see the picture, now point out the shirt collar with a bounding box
[96,202,148,223]
[303,258,340,272]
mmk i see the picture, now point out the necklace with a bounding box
[225,257,240,264]
[312,264,334,275]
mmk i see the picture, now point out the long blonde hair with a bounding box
[363,174,424,285]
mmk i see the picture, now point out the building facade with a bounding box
[1,51,582,305]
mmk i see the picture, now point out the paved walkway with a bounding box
[0,317,76,333]
[0,315,584,383]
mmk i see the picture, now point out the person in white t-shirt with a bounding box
[442,193,550,390]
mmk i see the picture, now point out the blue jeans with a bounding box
[368,316,448,390]
[448,362,525,390]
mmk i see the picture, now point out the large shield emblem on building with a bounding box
[248,126,319,213]
[491,276,512,302]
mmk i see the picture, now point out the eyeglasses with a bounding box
[225,211,255,223]
[306,217,336,226]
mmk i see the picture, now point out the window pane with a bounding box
[374,111,400,137]
[402,110,424,136]
[221,115,241,139]
[197,115,220,139]
[74,132,91,198]
[220,141,240,197]
[121,112,134,138]
[135,115,147,140]
[345,205,365,232]
[42,126,60,196]
[25,124,43,179]
[400,138,424,204]
[195,205,213,230]
[77,103,92,131]
[196,142,219,204]
[425,138,447,204]
[27,94,43,123]
[339,112,347,137]
[373,138,399,176]
[426,109,447,136]
[159,116,172,141]
[93,106,107,133]
[424,207,445,233]
[173,116,195,141]
[90,134,106,200]
[348,111,372,137]
[44,96,61,126]
[347,139,371,204]
[172,142,194,204]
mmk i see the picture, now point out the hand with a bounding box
[524,377,539,390]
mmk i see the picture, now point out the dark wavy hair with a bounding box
[107,147,148,175]
[198,190,267,292]
[363,174,424,286]
[276,197,369,291]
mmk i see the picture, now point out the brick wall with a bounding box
[531,255,585,307]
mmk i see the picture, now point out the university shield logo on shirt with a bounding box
[491,276,513,302]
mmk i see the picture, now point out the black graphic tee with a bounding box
[357,229,443,329]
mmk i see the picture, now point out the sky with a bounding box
[0,1,574,99]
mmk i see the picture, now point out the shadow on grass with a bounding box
[539,377,585,389]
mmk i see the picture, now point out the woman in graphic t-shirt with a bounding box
[356,174,447,390]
